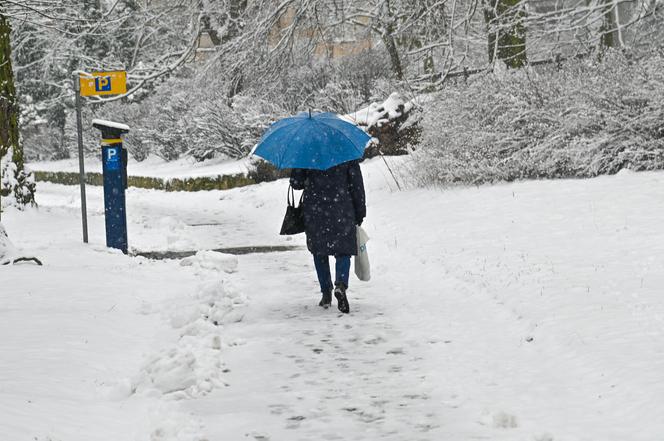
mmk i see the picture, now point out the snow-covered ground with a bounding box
[28,155,251,179]
[2,159,664,441]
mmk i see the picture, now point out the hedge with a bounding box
[33,170,256,192]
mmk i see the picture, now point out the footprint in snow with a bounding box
[404,393,430,400]
[268,404,290,415]
[479,410,518,429]
[416,422,440,432]
[285,415,306,429]
[363,335,386,345]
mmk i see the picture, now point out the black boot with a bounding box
[319,289,332,308]
[334,282,349,314]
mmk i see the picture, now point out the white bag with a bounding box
[354,226,371,281]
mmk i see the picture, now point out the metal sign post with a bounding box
[74,74,89,243]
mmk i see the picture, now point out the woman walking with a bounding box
[290,160,366,313]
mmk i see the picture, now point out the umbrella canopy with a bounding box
[253,111,371,170]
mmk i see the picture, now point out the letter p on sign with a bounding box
[107,148,117,161]
[95,76,112,92]
[105,146,121,171]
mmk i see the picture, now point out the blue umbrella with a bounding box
[253,111,371,170]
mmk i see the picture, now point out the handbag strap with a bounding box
[287,185,295,207]
[287,185,304,208]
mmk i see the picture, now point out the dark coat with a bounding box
[290,161,366,256]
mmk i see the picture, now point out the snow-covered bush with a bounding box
[251,63,332,114]
[305,50,395,114]
[231,94,287,152]
[86,72,276,162]
[0,222,16,262]
[346,92,422,156]
[247,47,396,115]
[414,51,664,185]
[1,147,36,210]
[20,43,399,164]
[146,87,200,161]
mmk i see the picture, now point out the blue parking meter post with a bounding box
[93,119,130,254]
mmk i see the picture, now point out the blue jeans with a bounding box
[313,254,351,293]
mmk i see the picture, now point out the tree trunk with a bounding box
[216,0,248,44]
[0,14,18,160]
[382,23,404,80]
[0,11,35,219]
[599,0,617,50]
[484,0,527,69]
[0,11,18,220]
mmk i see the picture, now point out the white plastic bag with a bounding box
[354,226,370,281]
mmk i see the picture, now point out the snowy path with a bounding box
[188,251,456,440]
[3,163,664,440]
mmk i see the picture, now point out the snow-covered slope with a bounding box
[2,160,663,440]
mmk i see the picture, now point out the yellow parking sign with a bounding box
[79,71,127,96]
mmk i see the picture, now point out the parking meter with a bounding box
[92,119,130,254]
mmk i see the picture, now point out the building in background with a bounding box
[267,1,374,59]
[191,0,374,63]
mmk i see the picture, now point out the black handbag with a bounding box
[280,185,305,235]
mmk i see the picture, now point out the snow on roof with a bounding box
[91,119,131,131]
